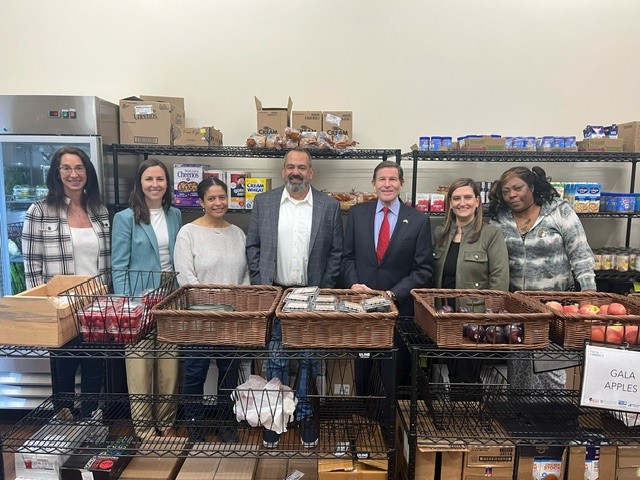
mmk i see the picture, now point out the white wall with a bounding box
[1,0,639,246]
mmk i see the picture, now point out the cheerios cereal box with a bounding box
[227,171,251,209]
[245,178,272,209]
[173,164,205,206]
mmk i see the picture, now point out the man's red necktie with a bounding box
[376,207,390,263]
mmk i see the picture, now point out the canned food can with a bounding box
[602,254,614,270]
[629,252,637,271]
[593,253,602,271]
[616,254,629,272]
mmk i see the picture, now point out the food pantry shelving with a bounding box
[396,319,640,480]
[109,144,402,212]
[0,342,397,480]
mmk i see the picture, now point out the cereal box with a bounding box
[227,171,250,210]
[204,169,226,183]
[245,178,272,209]
[173,164,206,207]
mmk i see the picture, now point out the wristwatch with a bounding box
[386,290,397,302]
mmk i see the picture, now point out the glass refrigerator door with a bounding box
[0,135,101,297]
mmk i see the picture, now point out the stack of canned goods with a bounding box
[593,247,639,272]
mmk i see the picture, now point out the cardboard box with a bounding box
[227,171,250,210]
[463,446,515,479]
[322,111,353,138]
[288,459,318,480]
[254,458,288,480]
[618,121,640,152]
[60,435,137,480]
[120,439,186,480]
[172,126,211,147]
[318,458,387,479]
[175,457,221,480]
[255,96,293,135]
[245,177,272,210]
[119,95,185,145]
[173,163,206,207]
[563,445,616,480]
[458,136,506,151]
[16,410,108,480]
[213,458,257,480]
[137,95,185,111]
[292,111,323,133]
[578,137,624,152]
[209,127,223,146]
[325,359,355,396]
[0,275,93,347]
[515,445,566,480]
[616,446,640,480]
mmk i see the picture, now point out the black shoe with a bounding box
[262,429,280,448]
[299,417,318,448]
[219,426,239,443]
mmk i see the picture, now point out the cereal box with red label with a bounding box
[227,171,250,209]
[173,164,206,207]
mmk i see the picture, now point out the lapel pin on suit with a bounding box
[403,219,409,224]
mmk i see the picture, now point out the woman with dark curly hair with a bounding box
[488,165,596,293]
[488,166,596,389]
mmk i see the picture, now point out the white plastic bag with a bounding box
[232,375,297,434]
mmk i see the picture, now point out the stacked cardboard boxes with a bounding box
[119,95,185,145]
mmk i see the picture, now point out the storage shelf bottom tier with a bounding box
[2,393,391,459]
[398,389,640,446]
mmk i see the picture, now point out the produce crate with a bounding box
[0,275,96,347]
[517,291,640,349]
[411,289,553,349]
[276,289,399,348]
[61,270,176,345]
[153,285,282,346]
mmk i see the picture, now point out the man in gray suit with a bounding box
[246,147,342,448]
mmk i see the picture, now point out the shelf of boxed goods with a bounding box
[0,341,397,480]
[403,149,640,246]
[110,143,402,211]
[395,318,640,480]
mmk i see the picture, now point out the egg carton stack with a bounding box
[277,288,398,349]
[518,291,640,349]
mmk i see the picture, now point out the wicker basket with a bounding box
[517,291,640,349]
[411,289,553,349]
[153,285,282,346]
[276,289,398,348]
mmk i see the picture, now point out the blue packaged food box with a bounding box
[636,193,640,212]
[525,137,536,149]
[430,136,442,151]
[553,137,566,149]
[613,194,636,213]
[441,136,452,148]
[419,136,430,151]
[564,136,577,148]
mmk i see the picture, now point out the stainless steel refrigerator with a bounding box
[0,95,118,409]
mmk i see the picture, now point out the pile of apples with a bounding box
[544,300,638,344]
[544,301,628,316]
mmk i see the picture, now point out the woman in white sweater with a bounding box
[173,177,249,442]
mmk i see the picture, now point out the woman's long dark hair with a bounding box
[130,159,173,224]
[45,146,103,213]
[437,178,483,246]
[488,166,559,220]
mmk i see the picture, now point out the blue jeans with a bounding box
[266,319,317,420]
[182,356,238,422]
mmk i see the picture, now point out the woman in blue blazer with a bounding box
[112,159,182,438]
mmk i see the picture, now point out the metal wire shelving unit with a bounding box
[396,318,640,479]
[0,338,397,479]
[402,149,640,248]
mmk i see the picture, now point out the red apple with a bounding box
[590,325,605,342]
[545,301,564,312]
[563,304,579,314]
[578,304,600,315]
[605,324,624,343]
[608,303,628,316]
[598,304,610,315]
[624,325,639,345]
